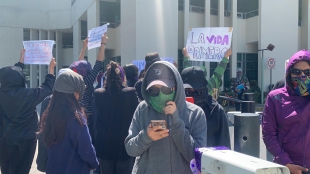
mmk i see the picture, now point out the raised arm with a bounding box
[19,49,25,64]
[48,58,56,75]
[96,33,108,62]
[206,48,232,95]
[78,38,88,61]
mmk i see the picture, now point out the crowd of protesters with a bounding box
[0,31,308,174]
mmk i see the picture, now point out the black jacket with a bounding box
[0,106,4,139]
[134,79,143,101]
[204,95,231,149]
[36,95,52,172]
[94,87,139,160]
[0,62,55,143]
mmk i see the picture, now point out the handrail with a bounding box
[218,95,243,103]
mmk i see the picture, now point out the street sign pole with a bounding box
[267,58,276,91]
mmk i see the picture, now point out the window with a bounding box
[81,21,87,40]
[236,53,258,84]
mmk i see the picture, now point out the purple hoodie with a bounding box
[262,49,310,167]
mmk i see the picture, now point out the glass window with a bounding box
[81,21,87,40]
[236,53,258,83]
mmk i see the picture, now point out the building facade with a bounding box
[0,0,309,93]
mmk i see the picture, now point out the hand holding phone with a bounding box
[147,120,169,141]
[150,120,167,131]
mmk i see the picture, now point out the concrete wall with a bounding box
[0,27,24,67]
[135,0,178,63]
[121,0,136,64]
[259,0,299,92]
[0,0,49,29]
[62,48,74,67]
[246,16,259,43]
[48,0,71,30]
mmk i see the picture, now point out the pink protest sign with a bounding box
[23,40,55,65]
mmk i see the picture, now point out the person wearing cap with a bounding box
[181,66,231,149]
[134,52,162,101]
[230,67,250,111]
[36,68,74,172]
[37,71,98,174]
[125,61,207,174]
[262,50,310,174]
[182,47,232,96]
[0,49,56,174]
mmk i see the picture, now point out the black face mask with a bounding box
[185,88,208,109]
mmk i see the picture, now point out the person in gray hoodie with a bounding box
[125,61,207,174]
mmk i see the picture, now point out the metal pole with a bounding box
[270,68,272,90]
[234,113,260,158]
[260,51,264,104]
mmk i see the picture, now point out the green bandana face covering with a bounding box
[149,90,175,113]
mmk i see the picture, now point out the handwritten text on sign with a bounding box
[88,23,108,50]
[23,40,55,65]
[186,27,233,62]
[132,58,174,74]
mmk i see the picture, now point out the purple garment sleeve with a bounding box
[262,95,293,166]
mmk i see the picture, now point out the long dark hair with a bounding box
[104,61,125,94]
[37,91,86,146]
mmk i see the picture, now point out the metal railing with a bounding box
[189,5,205,14]
[179,4,258,19]
[237,10,258,19]
[63,45,73,49]
[100,21,121,28]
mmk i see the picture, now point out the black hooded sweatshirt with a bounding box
[0,62,55,143]
[204,95,231,149]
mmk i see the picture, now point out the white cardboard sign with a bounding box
[23,40,55,65]
[185,27,233,62]
[88,23,108,50]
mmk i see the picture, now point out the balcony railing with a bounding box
[100,21,121,28]
[63,45,73,49]
[236,10,258,19]
[179,4,258,19]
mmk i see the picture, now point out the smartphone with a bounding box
[150,120,167,131]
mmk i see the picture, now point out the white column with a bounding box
[301,0,310,50]
[73,20,81,63]
[56,31,63,76]
[205,0,211,79]
[87,0,100,64]
[39,30,48,85]
[184,0,189,44]
[231,0,238,78]
[218,0,225,27]
[30,29,39,88]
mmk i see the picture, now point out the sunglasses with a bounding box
[185,89,205,96]
[148,86,174,97]
[291,68,310,76]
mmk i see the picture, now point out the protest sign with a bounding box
[185,27,233,62]
[23,40,55,65]
[132,57,175,73]
[88,23,109,50]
